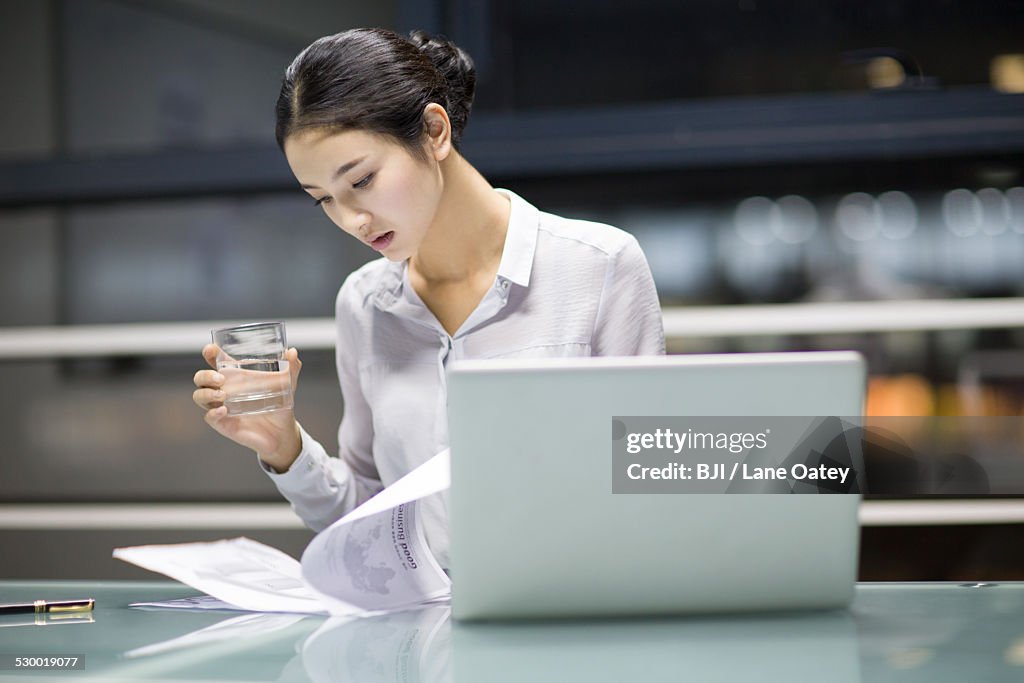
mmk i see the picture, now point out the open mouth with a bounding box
[369,231,395,251]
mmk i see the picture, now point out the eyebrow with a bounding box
[300,156,367,189]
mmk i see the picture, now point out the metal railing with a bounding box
[1,298,1022,359]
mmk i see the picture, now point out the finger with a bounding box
[204,405,230,430]
[193,369,225,389]
[287,347,302,387]
[192,387,225,410]
[202,343,221,370]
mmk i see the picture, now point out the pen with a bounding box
[0,599,95,615]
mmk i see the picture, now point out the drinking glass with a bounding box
[211,321,294,416]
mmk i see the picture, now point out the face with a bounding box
[284,128,443,261]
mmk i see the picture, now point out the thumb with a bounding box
[202,343,221,369]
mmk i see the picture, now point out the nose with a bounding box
[337,204,370,237]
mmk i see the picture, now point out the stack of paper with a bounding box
[114,449,452,616]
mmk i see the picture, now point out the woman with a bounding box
[193,28,664,567]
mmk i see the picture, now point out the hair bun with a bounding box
[408,30,476,139]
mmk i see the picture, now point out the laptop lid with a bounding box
[447,351,866,620]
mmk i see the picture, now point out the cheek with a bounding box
[376,166,441,230]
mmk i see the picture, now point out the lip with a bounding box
[367,230,395,251]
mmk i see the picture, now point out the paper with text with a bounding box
[301,448,451,612]
[114,448,451,615]
[130,595,248,611]
[113,537,332,614]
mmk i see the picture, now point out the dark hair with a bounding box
[275,28,476,161]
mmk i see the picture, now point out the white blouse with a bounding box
[264,188,665,567]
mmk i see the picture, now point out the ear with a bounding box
[422,103,452,161]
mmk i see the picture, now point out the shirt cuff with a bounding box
[258,422,324,483]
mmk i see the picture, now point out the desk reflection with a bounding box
[300,607,859,683]
[451,611,859,683]
[0,611,95,628]
[302,607,451,683]
[9,582,1022,681]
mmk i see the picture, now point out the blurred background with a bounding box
[0,0,1022,580]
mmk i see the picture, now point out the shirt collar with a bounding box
[494,187,539,288]
[372,187,540,310]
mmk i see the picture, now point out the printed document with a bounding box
[114,449,451,616]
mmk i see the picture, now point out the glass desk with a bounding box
[0,581,1021,681]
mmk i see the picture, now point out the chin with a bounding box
[381,249,409,262]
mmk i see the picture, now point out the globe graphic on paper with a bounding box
[342,516,397,595]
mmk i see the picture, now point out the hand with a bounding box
[192,343,304,472]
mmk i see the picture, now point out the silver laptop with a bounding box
[446,351,866,620]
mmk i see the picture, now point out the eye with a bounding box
[353,172,374,189]
[313,196,332,207]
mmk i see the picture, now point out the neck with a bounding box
[410,152,511,285]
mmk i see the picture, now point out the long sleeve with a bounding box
[592,235,666,357]
[261,280,383,532]
[260,422,366,532]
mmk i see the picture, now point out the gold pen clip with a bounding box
[48,599,95,614]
